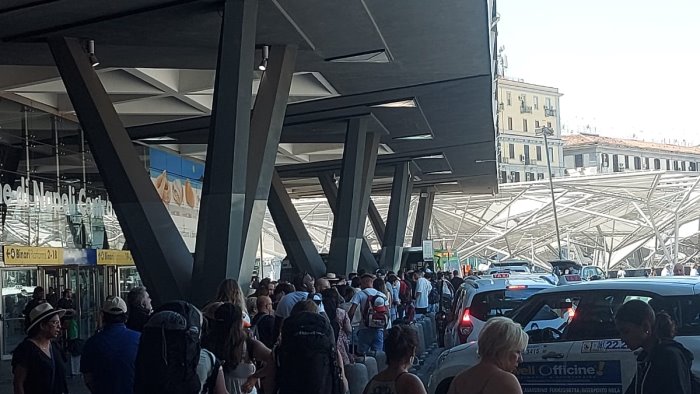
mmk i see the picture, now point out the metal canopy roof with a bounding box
[0,0,500,195]
[261,171,700,270]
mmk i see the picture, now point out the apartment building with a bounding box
[497,77,564,183]
[563,134,700,175]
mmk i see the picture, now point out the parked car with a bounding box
[428,277,700,394]
[442,274,554,349]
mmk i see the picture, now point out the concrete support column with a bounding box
[48,37,192,303]
[411,188,435,247]
[379,162,413,272]
[327,118,380,275]
[268,170,326,278]
[191,0,257,306]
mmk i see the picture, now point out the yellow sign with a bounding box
[3,246,63,265]
[97,250,135,266]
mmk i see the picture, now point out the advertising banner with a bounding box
[517,361,623,394]
[149,148,204,252]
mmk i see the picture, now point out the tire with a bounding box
[435,378,454,394]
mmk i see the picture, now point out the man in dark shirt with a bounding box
[22,286,46,329]
[81,296,141,394]
[251,295,276,349]
[56,289,74,310]
[450,269,465,291]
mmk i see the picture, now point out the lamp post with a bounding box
[537,126,563,260]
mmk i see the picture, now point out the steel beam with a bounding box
[318,173,379,273]
[367,200,386,245]
[48,36,192,303]
[191,0,257,306]
[411,188,435,247]
[327,119,380,275]
[380,162,413,272]
[268,170,326,278]
[239,45,297,291]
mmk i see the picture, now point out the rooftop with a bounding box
[563,134,700,156]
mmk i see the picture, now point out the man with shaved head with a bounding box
[252,295,275,348]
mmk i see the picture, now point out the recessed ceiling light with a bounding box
[415,154,444,160]
[425,170,452,175]
[372,99,416,108]
[394,133,433,141]
[326,49,389,63]
[140,136,177,142]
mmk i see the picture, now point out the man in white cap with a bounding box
[81,297,141,394]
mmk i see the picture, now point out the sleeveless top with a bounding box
[364,372,408,394]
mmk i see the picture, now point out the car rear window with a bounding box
[470,287,543,321]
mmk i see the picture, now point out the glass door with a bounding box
[73,267,98,339]
[1,268,38,360]
[118,266,143,300]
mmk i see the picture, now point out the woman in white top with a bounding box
[447,317,528,394]
[363,325,426,394]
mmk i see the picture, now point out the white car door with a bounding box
[514,293,579,393]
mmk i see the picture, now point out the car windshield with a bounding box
[470,287,545,321]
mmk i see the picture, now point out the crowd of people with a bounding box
[12,266,696,394]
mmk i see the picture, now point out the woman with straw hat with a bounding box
[12,302,68,394]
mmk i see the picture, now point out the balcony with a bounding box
[520,104,532,114]
[545,107,557,117]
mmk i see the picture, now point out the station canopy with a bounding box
[260,171,700,270]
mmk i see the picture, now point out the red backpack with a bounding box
[362,290,388,328]
[399,280,412,304]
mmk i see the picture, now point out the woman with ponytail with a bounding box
[615,299,694,394]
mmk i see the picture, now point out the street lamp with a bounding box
[536,126,563,260]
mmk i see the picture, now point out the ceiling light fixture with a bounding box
[258,45,269,71]
[393,133,433,141]
[86,39,99,67]
[415,154,445,160]
[371,99,417,108]
[425,170,452,175]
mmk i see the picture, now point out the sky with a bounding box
[497,0,700,145]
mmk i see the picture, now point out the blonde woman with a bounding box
[447,317,528,394]
[213,279,251,326]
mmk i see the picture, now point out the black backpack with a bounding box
[276,312,344,394]
[134,301,204,394]
[428,284,441,305]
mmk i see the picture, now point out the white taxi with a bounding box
[442,274,555,349]
[428,277,700,394]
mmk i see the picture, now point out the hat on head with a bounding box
[26,302,65,333]
[102,296,128,315]
[323,272,340,282]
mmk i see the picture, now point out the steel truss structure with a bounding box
[260,171,700,271]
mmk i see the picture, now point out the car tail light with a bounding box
[458,308,473,343]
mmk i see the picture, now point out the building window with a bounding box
[634,157,641,170]
[537,173,545,180]
[511,171,521,182]
[625,156,630,169]
[506,91,512,106]
[536,146,542,161]
[601,153,609,168]
[666,159,671,170]
[509,144,515,159]
[574,154,584,168]
[548,147,554,163]
[613,155,620,172]
[523,119,528,132]
[644,157,650,170]
[525,172,534,181]
[547,121,552,128]
[674,161,680,171]
[545,97,552,108]
[654,158,661,170]
[535,120,540,129]
[690,163,697,172]
[523,145,530,164]
[682,161,687,171]
[533,96,539,110]
[501,171,508,183]
[507,117,513,130]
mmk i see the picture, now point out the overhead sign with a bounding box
[3,246,63,266]
[422,240,434,261]
[97,250,135,266]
